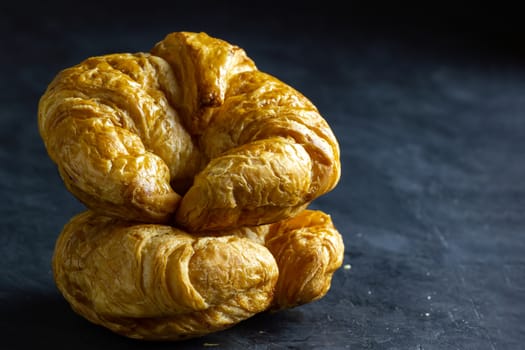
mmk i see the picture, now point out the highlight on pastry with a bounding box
[39,31,346,341]
[38,31,341,231]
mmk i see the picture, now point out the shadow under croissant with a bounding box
[0,274,347,350]
[0,291,126,349]
[0,289,316,349]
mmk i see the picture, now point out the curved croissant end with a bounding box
[38,52,204,223]
[265,209,345,310]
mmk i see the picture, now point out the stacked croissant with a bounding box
[38,31,345,341]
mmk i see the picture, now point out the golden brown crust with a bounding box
[53,211,278,340]
[150,31,257,134]
[52,209,344,340]
[174,67,340,231]
[265,210,345,310]
[38,31,341,230]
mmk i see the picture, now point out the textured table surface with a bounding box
[1,2,524,349]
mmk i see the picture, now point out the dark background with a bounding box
[1,1,524,349]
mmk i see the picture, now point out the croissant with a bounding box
[53,209,344,340]
[38,31,341,231]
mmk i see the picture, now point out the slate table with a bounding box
[1,2,524,349]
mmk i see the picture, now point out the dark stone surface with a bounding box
[1,2,524,349]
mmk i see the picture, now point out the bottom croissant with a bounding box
[52,210,344,341]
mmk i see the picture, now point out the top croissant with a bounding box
[38,31,341,231]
